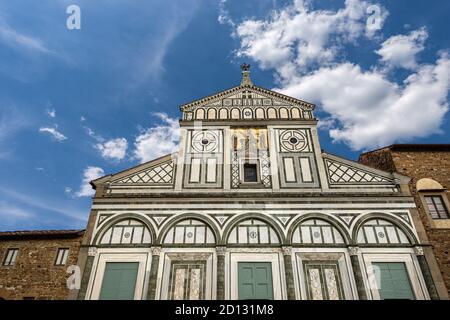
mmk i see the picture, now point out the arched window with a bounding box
[292,219,345,244]
[163,219,215,244]
[357,219,410,245]
[417,178,449,220]
[100,219,152,245]
[228,219,280,244]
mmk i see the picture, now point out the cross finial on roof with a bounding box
[240,63,253,86]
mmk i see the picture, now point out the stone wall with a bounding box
[360,147,450,296]
[0,232,84,300]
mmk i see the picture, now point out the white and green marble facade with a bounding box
[76,67,442,300]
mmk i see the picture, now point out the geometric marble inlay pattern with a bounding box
[260,150,272,187]
[325,159,391,184]
[117,161,174,184]
[357,219,410,245]
[292,219,345,244]
[231,151,240,188]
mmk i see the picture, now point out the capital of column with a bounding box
[348,246,360,256]
[87,247,97,256]
[281,246,292,255]
[216,246,227,256]
[151,246,162,256]
[414,246,424,256]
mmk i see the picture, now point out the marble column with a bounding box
[282,246,296,300]
[147,246,161,300]
[216,246,226,300]
[414,246,439,300]
[77,247,96,300]
[348,246,367,300]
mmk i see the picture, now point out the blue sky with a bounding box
[0,0,449,231]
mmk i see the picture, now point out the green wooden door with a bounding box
[99,262,139,300]
[238,262,274,300]
[373,262,415,300]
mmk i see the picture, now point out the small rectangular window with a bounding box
[55,248,70,266]
[243,163,258,183]
[3,248,18,266]
[425,195,449,219]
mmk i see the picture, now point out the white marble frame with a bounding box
[85,248,152,300]
[359,248,429,300]
[226,251,286,300]
[292,248,357,300]
[156,248,216,300]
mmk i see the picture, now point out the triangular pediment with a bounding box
[180,85,315,121]
[323,153,396,186]
[92,154,175,187]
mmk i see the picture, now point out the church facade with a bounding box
[75,65,442,300]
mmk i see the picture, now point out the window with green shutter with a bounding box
[238,262,274,300]
[372,262,415,300]
[99,262,139,300]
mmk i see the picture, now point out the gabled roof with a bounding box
[360,144,450,154]
[180,84,315,111]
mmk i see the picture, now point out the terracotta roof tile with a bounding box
[0,229,85,240]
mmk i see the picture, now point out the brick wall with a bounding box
[360,147,450,295]
[0,233,83,300]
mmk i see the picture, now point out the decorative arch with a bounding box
[195,108,205,120]
[207,108,216,120]
[267,108,277,119]
[231,108,240,119]
[287,213,350,245]
[222,213,285,245]
[279,107,289,119]
[255,108,265,119]
[291,107,301,119]
[96,215,155,245]
[219,108,228,119]
[353,214,418,245]
[242,108,253,119]
[157,214,220,245]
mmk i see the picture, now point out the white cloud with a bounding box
[39,126,67,141]
[235,0,386,79]
[228,0,450,150]
[0,201,34,221]
[80,116,86,122]
[279,54,450,150]
[0,20,51,54]
[133,113,179,163]
[46,109,56,118]
[74,166,104,197]
[96,138,128,161]
[376,27,428,70]
[83,126,103,142]
[0,105,28,159]
[0,186,86,222]
[218,0,235,28]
